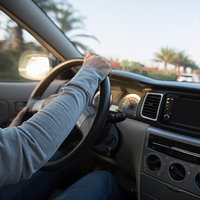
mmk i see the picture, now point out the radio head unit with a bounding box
[162,94,200,131]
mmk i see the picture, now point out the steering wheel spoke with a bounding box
[31,99,45,112]
[30,94,59,113]
[76,105,96,139]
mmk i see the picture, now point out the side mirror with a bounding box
[18,53,56,80]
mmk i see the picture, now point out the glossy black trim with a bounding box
[112,70,200,92]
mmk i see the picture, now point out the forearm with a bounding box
[0,66,105,186]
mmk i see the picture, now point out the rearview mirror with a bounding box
[18,53,56,80]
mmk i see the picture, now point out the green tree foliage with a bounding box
[0,50,27,81]
[130,61,144,68]
[169,51,188,74]
[34,0,99,52]
[109,57,177,81]
[120,60,129,71]
[0,13,49,81]
[170,52,199,74]
[147,73,178,81]
[153,47,175,74]
[182,60,199,73]
[154,47,200,74]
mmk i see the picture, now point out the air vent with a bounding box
[141,93,163,121]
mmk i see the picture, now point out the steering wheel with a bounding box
[25,59,110,171]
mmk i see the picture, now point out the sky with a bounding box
[1,0,200,71]
[65,0,200,70]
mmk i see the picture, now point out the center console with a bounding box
[141,126,200,200]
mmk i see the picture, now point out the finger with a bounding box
[101,57,110,65]
[17,107,28,120]
[19,107,28,115]
[9,107,28,127]
[84,52,92,62]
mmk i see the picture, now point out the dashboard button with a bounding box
[164,114,170,120]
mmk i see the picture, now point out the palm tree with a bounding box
[35,0,99,52]
[120,60,129,71]
[169,51,188,75]
[153,47,175,74]
[182,60,199,73]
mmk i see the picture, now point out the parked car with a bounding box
[177,73,200,82]
[1,1,200,200]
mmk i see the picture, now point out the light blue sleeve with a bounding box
[0,66,105,186]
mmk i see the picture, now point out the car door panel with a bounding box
[0,80,66,126]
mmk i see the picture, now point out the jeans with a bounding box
[54,170,124,200]
[0,160,124,200]
[0,165,82,200]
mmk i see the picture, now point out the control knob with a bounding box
[195,173,200,189]
[147,155,161,171]
[169,163,185,181]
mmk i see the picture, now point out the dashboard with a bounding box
[92,74,200,138]
[92,90,141,118]
[92,77,144,119]
[58,69,200,200]
[106,70,200,200]
[102,71,200,138]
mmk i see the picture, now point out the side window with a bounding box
[0,11,55,82]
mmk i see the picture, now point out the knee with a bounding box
[72,170,115,188]
[86,170,124,199]
[91,170,116,186]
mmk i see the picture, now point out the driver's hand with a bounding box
[9,107,28,127]
[83,53,111,77]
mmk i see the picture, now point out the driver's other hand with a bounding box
[9,107,28,127]
[83,53,111,77]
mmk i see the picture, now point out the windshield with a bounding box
[34,0,200,82]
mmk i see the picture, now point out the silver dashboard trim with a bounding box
[152,142,200,158]
[140,92,163,121]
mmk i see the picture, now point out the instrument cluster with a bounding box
[118,94,141,117]
[92,91,141,118]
